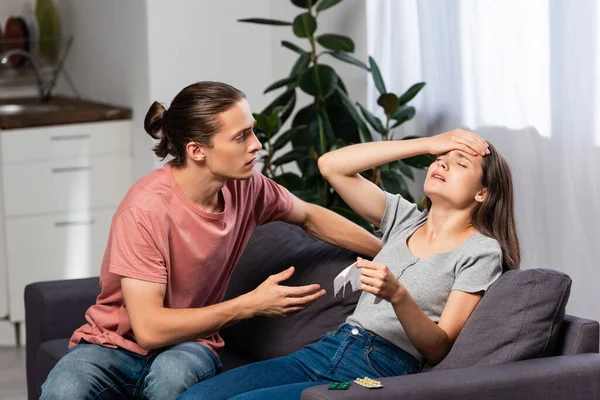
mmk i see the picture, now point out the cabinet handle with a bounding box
[51,166,92,173]
[54,219,95,227]
[50,134,90,141]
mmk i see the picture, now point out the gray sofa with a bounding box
[25,222,600,399]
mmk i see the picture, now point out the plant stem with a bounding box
[266,143,276,178]
[384,116,390,141]
[372,167,382,186]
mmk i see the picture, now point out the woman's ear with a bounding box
[475,187,488,203]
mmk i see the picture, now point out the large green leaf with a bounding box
[298,64,338,99]
[293,13,317,38]
[261,89,296,131]
[318,108,335,142]
[272,149,309,166]
[369,56,386,95]
[377,93,399,117]
[291,105,320,170]
[289,55,311,82]
[395,160,415,181]
[273,172,304,191]
[264,76,299,94]
[324,102,361,145]
[357,102,385,134]
[381,171,412,200]
[282,40,309,56]
[254,113,273,135]
[403,154,435,169]
[291,0,319,9]
[391,106,416,129]
[316,0,344,12]
[397,82,426,106]
[328,138,348,150]
[272,126,304,151]
[317,114,327,155]
[279,91,297,127]
[330,205,371,230]
[400,135,435,170]
[262,89,295,114]
[293,189,321,204]
[324,51,369,71]
[335,87,372,142]
[316,34,355,52]
[238,18,292,26]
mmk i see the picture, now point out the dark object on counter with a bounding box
[3,16,31,67]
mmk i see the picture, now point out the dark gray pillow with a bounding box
[220,222,361,361]
[427,268,571,372]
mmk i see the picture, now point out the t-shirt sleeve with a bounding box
[379,192,423,245]
[452,238,503,293]
[251,170,294,225]
[107,207,167,284]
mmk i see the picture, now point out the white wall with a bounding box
[145,0,276,169]
[55,0,152,181]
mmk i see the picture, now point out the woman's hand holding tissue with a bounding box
[356,257,407,305]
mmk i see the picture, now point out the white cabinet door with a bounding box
[0,194,7,318]
[2,154,131,217]
[5,208,115,321]
[0,120,131,163]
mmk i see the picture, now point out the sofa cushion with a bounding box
[37,339,70,393]
[427,268,571,371]
[221,222,361,361]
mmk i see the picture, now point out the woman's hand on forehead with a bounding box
[427,129,490,157]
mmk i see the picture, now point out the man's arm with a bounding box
[122,266,325,351]
[283,195,382,258]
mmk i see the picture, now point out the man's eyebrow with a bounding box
[235,121,256,135]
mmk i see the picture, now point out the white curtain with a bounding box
[367,0,599,322]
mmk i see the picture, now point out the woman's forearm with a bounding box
[391,292,452,365]
[319,137,432,177]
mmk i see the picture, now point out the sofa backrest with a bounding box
[221,222,361,361]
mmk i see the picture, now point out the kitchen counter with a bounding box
[0,96,132,130]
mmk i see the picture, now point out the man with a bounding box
[41,81,381,400]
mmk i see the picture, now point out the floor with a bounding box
[0,346,27,400]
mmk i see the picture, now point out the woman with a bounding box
[179,129,521,400]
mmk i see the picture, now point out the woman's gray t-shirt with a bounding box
[346,192,503,363]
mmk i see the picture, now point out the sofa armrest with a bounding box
[301,354,600,400]
[25,277,100,344]
[555,314,600,355]
[25,277,100,400]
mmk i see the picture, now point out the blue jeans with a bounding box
[178,324,421,400]
[40,341,221,400]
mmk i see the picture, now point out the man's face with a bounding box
[202,98,262,180]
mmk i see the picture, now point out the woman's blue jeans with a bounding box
[178,324,421,400]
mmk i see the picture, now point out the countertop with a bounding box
[0,96,132,130]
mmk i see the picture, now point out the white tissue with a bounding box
[333,262,362,297]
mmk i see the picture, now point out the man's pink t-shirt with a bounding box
[70,163,293,356]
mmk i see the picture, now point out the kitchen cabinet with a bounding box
[0,103,132,334]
